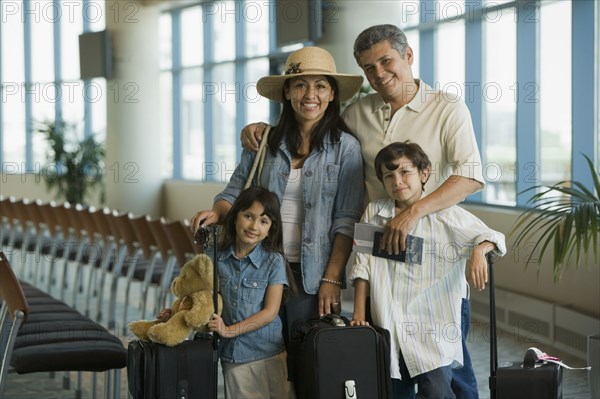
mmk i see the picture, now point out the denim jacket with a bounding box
[215,131,364,294]
[217,243,288,364]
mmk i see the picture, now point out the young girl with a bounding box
[350,141,506,399]
[206,186,296,399]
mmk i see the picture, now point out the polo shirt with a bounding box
[343,79,486,203]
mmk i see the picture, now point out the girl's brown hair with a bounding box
[220,186,297,297]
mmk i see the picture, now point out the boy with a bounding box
[349,141,506,398]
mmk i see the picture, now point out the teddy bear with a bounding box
[128,253,222,347]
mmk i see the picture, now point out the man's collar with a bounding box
[369,79,429,113]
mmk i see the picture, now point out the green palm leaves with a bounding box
[512,155,600,282]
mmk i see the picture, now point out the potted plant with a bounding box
[36,120,105,205]
[511,153,599,397]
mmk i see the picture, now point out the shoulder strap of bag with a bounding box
[244,125,271,189]
[211,225,219,351]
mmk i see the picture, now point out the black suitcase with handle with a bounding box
[290,314,392,399]
[487,254,563,399]
[127,334,217,399]
[127,226,220,399]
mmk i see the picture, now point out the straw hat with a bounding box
[256,47,364,103]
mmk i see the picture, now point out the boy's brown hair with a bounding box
[374,141,432,190]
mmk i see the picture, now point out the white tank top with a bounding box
[281,168,303,262]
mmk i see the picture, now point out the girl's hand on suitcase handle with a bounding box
[207,313,228,337]
[349,319,369,326]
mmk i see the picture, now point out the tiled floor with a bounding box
[2,257,596,398]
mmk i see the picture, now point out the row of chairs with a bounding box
[0,251,127,399]
[0,195,203,335]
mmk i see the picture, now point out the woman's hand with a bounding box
[318,282,342,316]
[190,210,219,232]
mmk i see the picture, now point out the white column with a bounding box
[104,0,162,216]
[316,1,404,76]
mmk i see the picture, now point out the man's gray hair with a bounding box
[353,24,410,65]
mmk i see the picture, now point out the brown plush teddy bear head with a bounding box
[128,253,222,346]
[171,253,215,298]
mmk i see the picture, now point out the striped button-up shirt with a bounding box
[349,199,506,379]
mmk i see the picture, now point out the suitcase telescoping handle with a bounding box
[487,253,498,399]
[194,225,220,348]
[193,225,219,316]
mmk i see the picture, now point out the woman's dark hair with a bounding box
[374,141,432,191]
[268,75,355,158]
[220,186,297,296]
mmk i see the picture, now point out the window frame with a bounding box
[164,1,276,181]
[403,0,598,206]
[0,0,105,173]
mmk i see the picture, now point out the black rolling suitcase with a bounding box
[127,226,220,399]
[127,334,218,398]
[290,314,392,399]
[487,254,563,399]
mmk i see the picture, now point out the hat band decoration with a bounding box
[256,46,364,102]
[285,65,336,76]
[285,62,302,75]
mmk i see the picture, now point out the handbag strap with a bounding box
[244,125,271,189]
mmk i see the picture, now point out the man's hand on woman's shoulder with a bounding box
[241,122,268,152]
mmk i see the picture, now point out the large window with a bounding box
[539,1,572,187]
[403,0,598,206]
[0,0,106,173]
[483,6,517,204]
[160,1,273,182]
[1,0,598,208]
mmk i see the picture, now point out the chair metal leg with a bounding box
[75,371,83,399]
[103,245,127,327]
[91,372,98,399]
[85,241,114,320]
[139,251,160,321]
[104,370,112,399]
[111,249,139,330]
[114,369,122,399]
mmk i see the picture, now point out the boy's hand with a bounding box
[350,319,369,326]
[467,252,487,291]
[241,123,267,152]
[468,241,496,291]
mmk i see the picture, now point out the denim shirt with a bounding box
[217,243,288,364]
[215,131,364,294]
